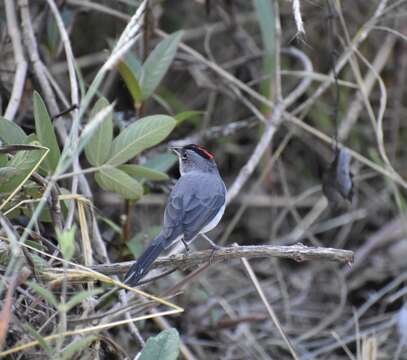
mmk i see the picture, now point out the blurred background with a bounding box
[1,0,407,359]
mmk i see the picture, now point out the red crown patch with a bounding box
[183,144,214,160]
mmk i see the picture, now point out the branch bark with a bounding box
[41,245,354,281]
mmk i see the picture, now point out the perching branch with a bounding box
[107,244,354,273]
[42,244,354,282]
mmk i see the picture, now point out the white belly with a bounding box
[167,205,225,249]
[200,203,225,234]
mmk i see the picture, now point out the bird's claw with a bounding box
[208,244,225,264]
[209,243,223,250]
[209,247,217,265]
[182,239,190,253]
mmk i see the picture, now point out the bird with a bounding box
[124,144,227,286]
[322,147,353,208]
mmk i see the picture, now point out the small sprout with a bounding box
[56,226,76,261]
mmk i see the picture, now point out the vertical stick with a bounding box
[241,255,299,360]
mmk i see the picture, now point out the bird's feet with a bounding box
[209,247,217,264]
[209,243,223,250]
[201,233,224,250]
[201,234,225,264]
[208,244,226,264]
[181,239,190,253]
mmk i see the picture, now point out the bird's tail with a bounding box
[124,234,166,286]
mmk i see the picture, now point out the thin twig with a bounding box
[339,34,396,140]
[30,173,63,231]
[327,0,340,148]
[18,0,61,118]
[4,0,28,120]
[241,254,299,359]
[292,0,305,36]
[225,25,314,203]
[294,0,390,116]
[46,0,81,230]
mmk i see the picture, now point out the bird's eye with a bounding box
[182,153,188,160]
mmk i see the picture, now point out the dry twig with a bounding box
[41,244,354,282]
[4,0,28,120]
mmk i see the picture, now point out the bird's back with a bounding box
[161,171,226,244]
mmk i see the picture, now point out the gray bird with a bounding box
[124,144,227,286]
[322,147,353,208]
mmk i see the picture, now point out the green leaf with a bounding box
[254,0,275,100]
[143,153,177,173]
[25,240,47,252]
[108,115,176,166]
[56,226,76,261]
[0,167,20,184]
[23,184,69,223]
[25,133,38,143]
[140,31,183,99]
[61,336,97,360]
[78,103,114,154]
[124,52,142,78]
[127,225,161,256]
[0,154,7,167]
[95,166,143,200]
[23,205,53,223]
[0,143,44,193]
[119,164,169,181]
[28,281,58,308]
[98,215,122,234]
[46,16,60,56]
[85,98,113,166]
[8,143,43,171]
[62,288,103,312]
[118,60,143,107]
[174,110,203,125]
[139,329,180,360]
[33,91,61,172]
[47,8,73,57]
[25,324,53,357]
[30,253,52,270]
[0,117,27,144]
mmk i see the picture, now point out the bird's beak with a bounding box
[169,146,182,156]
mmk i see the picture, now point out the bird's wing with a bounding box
[182,192,225,241]
[335,148,353,199]
[162,174,226,244]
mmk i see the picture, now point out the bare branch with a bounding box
[41,245,354,282]
[226,102,284,203]
[292,0,305,36]
[19,0,60,117]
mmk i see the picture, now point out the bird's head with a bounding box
[170,144,217,175]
